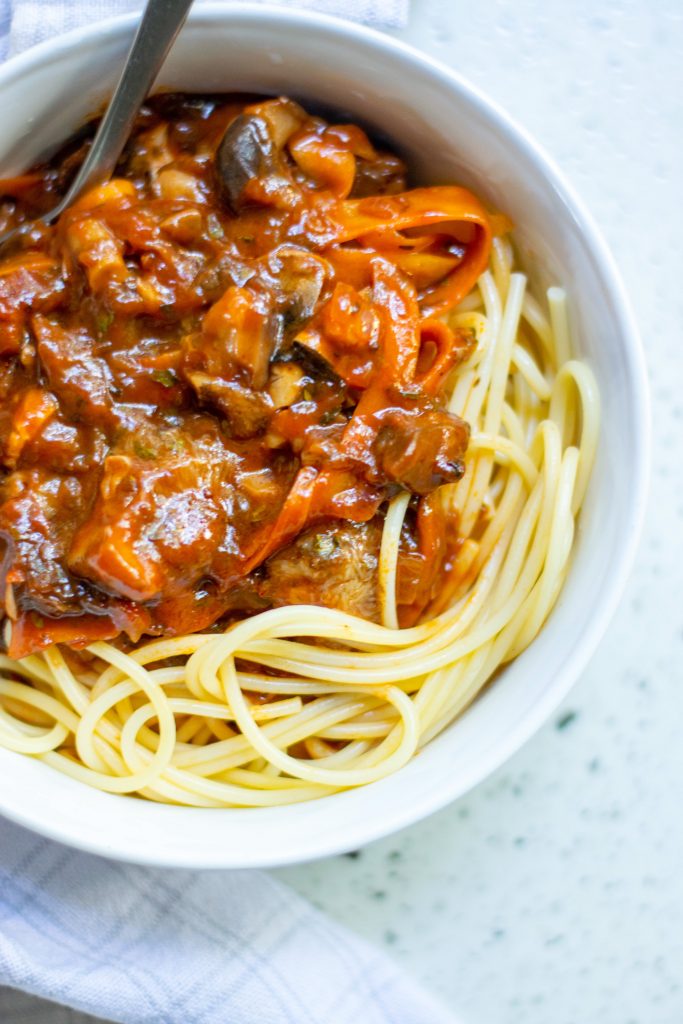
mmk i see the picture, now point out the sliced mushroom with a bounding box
[261,245,330,331]
[215,98,306,213]
[216,113,273,212]
[267,361,307,409]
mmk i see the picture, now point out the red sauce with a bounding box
[0,94,494,657]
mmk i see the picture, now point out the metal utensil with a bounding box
[0,0,193,250]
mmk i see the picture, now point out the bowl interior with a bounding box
[0,5,647,867]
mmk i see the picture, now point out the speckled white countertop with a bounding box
[280,2,683,1021]
[2,1,681,1022]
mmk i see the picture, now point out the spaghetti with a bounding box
[0,95,599,806]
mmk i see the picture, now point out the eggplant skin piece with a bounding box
[260,518,382,622]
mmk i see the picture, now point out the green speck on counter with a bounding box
[556,710,578,731]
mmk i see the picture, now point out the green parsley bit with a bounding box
[95,309,114,334]
[152,368,178,389]
[133,441,156,460]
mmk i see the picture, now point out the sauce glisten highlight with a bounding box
[0,93,498,657]
[0,93,597,807]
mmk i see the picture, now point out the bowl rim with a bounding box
[0,3,650,867]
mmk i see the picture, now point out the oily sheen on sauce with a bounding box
[0,94,598,806]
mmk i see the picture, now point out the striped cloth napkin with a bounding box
[0,2,461,1023]
[0,818,458,1024]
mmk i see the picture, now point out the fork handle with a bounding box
[51,0,194,218]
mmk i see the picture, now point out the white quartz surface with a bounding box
[278,2,683,1021]
[2,1,681,1022]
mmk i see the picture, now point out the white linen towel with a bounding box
[0,1,463,1022]
[4,0,408,57]
[0,818,458,1024]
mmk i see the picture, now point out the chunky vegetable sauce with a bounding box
[0,94,496,657]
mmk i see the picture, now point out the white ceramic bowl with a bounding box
[0,4,648,867]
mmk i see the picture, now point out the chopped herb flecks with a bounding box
[152,368,178,389]
[133,441,156,460]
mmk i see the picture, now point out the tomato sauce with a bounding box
[0,94,493,656]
